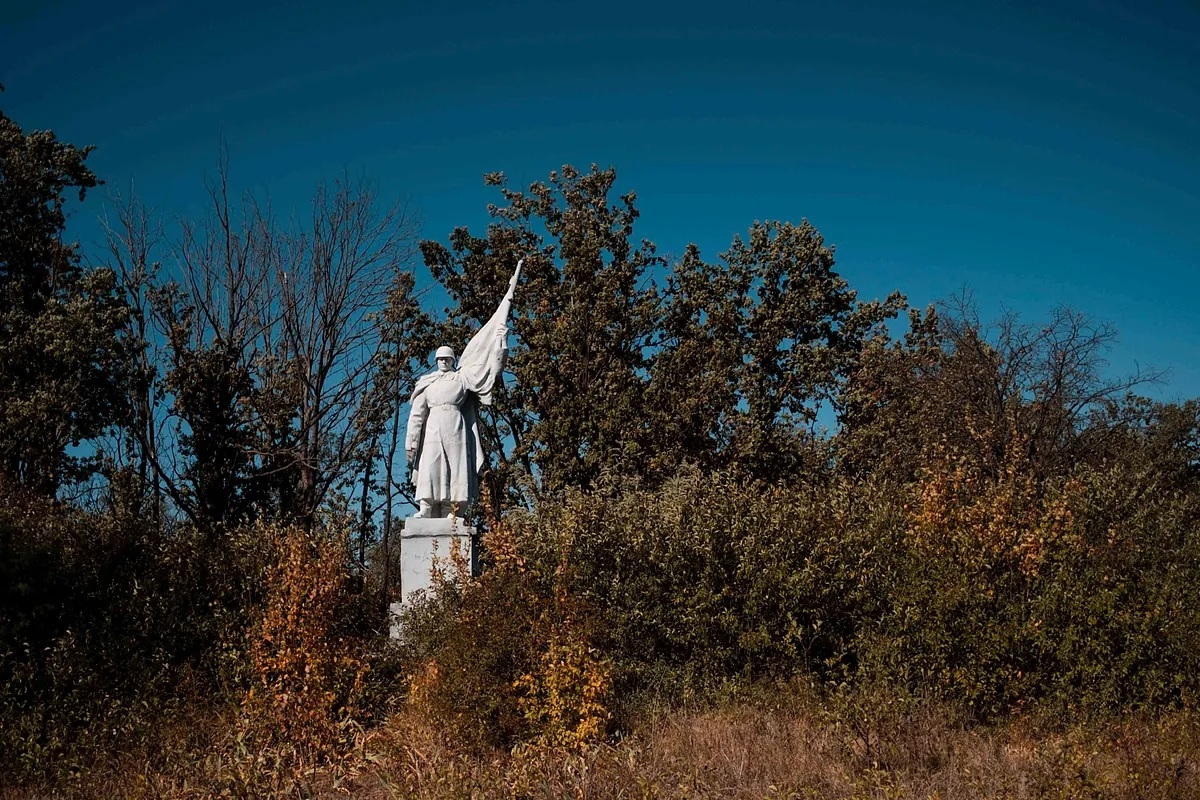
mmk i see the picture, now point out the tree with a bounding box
[422,166,906,503]
[0,100,131,494]
[421,165,662,504]
[111,154,423,534]
[835,304,943,482]
[145,155,275,530]
[835,294,1163,484]
[272,175,421,529]
[650,221,904,480]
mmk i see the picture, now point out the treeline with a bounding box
[2,103,1199,790]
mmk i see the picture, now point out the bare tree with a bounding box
[98,187,168,522]
[836,292,1165,483]
[143,152,278,530]
[100,152,425,536]
[271,174,421,528]
[936,292,1165,477]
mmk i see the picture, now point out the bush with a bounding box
[5,442,1195,788]
[858,442,1200,717]
[1032,461,1200,712]
[403,459,1200,730]
[396,519,612,751]
[0,480,377,789]
[506,469,898,701]
[238,521,370,763]
[0,481,180,783]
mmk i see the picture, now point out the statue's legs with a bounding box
[435,500,466,519]
[413,499,468,519]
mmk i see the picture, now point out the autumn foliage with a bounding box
[398,518,613,752]
[239,522,369,763]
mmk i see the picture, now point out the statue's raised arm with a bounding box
[457,258,522,406]
[405,259,522,519]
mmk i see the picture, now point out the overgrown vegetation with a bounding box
[2,98,1198,796]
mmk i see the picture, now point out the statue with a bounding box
[405,260,522,518]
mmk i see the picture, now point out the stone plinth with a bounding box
[399,516,476,605]
[389,517,476,639]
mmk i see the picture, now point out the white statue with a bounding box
[405,261,521,518]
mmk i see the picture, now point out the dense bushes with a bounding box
[499,470,892,696]
[238,522,371,763]
[5,442,1198,787]
[401,458,1200,735]
[0,483,373,788]
[861,434,1200,717]
[0,482,186,778]
[397,523,612,750]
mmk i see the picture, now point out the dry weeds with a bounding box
[317,701,1199,799]
[5,699,1197,799]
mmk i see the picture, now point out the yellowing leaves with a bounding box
[909,427,1081,577]
[240,521,368,764]
[513,630,612,750]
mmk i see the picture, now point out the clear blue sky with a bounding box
[4,0,1199,400]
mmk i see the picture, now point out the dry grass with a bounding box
[364,705,1200,800]
[5,698,1197,799]
[317,700,1199,799]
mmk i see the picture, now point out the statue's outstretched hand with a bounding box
[505,258,523,300]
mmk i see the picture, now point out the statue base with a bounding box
[388,517,476,639]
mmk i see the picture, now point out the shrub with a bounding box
[1030,461,1200,712]
[453,460,1200,722]
[0,480,375,788]
[858,435,1200,717]
[397,519,612,750]
[0,481,180,784]
[505,469,899,702]
[238,521,370,764]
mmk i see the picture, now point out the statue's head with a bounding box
[435,345,456,372]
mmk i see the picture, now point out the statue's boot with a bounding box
[413,500,432,518]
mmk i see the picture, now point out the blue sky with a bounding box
[4,0,1199,400]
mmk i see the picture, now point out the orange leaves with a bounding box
[241,521,368,764]
[400,509,611,751]
[513,621,612,750]
[908,427,1081,577]
[480,516,527,574]
[406,657,442,718]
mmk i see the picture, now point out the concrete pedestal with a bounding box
[388,517,476,639]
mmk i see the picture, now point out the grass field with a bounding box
[6,693,1196,799]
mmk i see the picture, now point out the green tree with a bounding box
[835,304,943,482]
[650,221,904,480]
[422,166,907,503]
[0,100,131,494]
[421,165,663,504]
